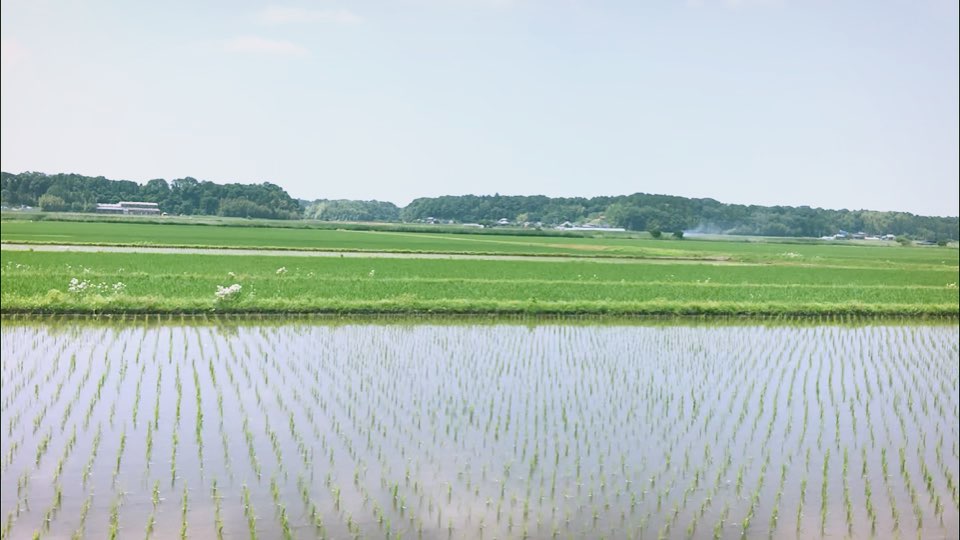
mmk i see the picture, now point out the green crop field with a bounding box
[2,250,957,316]
[2,218,957,316]
[2,219,958,268]
[0,219,694,257]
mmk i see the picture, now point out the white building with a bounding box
[96,201,161,215]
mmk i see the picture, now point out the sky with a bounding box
[1,1,958,216]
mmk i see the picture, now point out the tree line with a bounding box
[1,171,302,219]
[400,193,959,240]
[2,171,957,240]
[302,199,401,222]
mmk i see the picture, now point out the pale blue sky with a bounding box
[2,1,957,216]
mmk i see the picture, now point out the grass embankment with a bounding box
[2,251,957,316]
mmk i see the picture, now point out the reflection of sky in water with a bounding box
[1,321,957,539]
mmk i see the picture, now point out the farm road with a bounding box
[0,243,741,265]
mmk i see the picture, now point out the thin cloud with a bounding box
[257,6,362,25]
[223,36,307,56]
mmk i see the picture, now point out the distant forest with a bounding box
[303,199,401,222]
[1,171,302,220]
[2,171,958,240]
[401,194,960,240]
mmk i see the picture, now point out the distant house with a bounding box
[566,226,626,232]
[96,201,161,215]
[882,234,896,241]
[497,218,510,225]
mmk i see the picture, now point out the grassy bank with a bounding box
[3,250,957,316]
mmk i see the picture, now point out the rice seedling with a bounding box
[242,484,258,540]
[113,425,126,483]
[107,494,122,540]
[68,495,92,540]
[180,484,189,540]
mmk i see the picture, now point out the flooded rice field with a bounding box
[1,318,958,539]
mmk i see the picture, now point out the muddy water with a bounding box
[1,318,957,539]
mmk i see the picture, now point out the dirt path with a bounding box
[0,242,743,265]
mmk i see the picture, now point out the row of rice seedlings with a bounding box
[51,425,77,485]
[112,425,126,484]
[132,363,146,429]
[81,424,102,487]
[68,494,93,540]
[234,385,262,480]
[859,446,878,534]
[81,357,111,431]
[191,360,204,476]
[106,493,122,540]
[36,483,63,537]
[242,484,258,540]
[180,484,188,540]
[145,481,161,540]
[296,474,327,535]
[211,480,224,539]
[170,362,183,486]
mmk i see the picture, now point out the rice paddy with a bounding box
[1,318,957,539]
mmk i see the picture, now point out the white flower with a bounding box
[215,283,242,300]
[368,269,376,278]
[276,267,287,275]
[68,278,90,293]
[228,271,236,278]
[112,282,126,293]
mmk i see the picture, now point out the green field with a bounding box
[3,219,958,267]
[2,218,957,316]
[2,249,957,316]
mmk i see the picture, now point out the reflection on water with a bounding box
[1,318,957,539]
